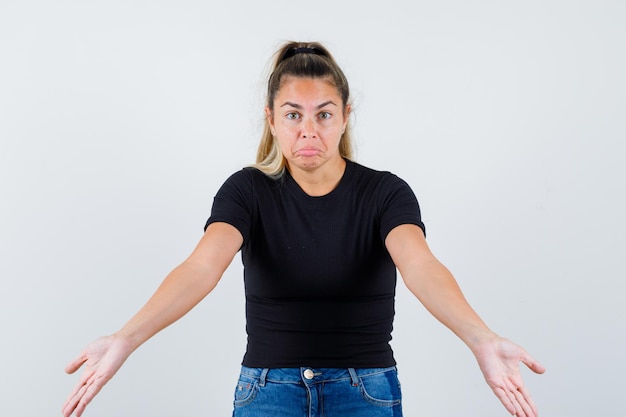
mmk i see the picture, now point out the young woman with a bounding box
[63,41,545,417]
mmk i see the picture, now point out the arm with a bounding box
[385,224,545,417]
[62,222,243,417]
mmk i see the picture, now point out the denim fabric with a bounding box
[232,366,403,417]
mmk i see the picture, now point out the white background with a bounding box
[1,0,624,416]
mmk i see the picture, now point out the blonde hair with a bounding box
[253,41,354,177]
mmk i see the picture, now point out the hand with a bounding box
[62,335,133,417]
[474,337,545,417]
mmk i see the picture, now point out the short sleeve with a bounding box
[204,169,254,244]
[377,174,425,241]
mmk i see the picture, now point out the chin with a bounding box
[299,162,321,171]
[291,156,323,168]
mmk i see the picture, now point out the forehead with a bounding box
[275,76,341,103]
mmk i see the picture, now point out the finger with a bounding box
[492,386,517,416]
[506,386,525,417]
[64,367,95,406]
[65,383,90,417]
[63,369,97,416]
[74,375,107,417]
[65,353,87,374]
[62,380,89,417]
[512,386,535,417]
[517,384,539,417]
[63,371,103,417]
[520,350,546,375]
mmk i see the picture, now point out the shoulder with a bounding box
[347,161,424,236]
[223,167,261,183]
[219,167,282,190]
[348,159,402,179]
[347,160,420,210]
[347,160,411,192]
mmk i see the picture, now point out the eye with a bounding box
[286,112,300,120]
[319,111,332,120]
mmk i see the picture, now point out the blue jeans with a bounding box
[232,366,403,417]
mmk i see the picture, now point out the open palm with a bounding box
[475,337,545,417]
[62,335,133,417]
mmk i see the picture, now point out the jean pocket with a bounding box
[359,368,402,407]
[233,373,258,407]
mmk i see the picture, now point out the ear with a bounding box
[342,104,352,131]
[265,106,274,132]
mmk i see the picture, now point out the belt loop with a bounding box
[348,368,360,387]
[259,368,269,387]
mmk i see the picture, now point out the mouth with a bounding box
[294,148,322,157]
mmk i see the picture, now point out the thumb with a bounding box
[65,353,86,374]
[521,350,546,375]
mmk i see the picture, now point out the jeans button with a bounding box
[303,369,315,380]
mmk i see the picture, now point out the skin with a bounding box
[385,224,545,416]
[265,76,350,196]
[62,76,545,417]
[62,222,243,417]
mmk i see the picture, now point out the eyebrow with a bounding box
[280,100,338,109]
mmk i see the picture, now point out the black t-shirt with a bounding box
[205,159,425,368]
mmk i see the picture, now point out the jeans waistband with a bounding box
[239,366,397,386]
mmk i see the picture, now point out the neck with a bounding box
[288,157,347,197]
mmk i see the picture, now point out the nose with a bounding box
[301,118,317,139]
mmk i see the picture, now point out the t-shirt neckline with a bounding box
[285,159,355,201]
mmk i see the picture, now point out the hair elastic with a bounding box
[293,47,320,54]
[282,46,324,61]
